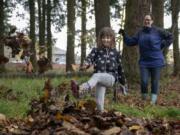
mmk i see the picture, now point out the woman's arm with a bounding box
[158,28,173,49]
[123,33,139,46]
[119,29,139,46]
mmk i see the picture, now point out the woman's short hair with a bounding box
[144,13,154,20]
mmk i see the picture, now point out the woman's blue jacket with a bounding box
[123,26,173,67]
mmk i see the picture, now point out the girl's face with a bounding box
[101,36,112,47]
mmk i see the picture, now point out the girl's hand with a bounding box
[120,84,128,95]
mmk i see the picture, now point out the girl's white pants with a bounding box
[81,73,115,111]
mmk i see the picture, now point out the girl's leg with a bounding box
[150,67,161,104]
[95,84,106,111]
[80,73,115,91]
[80,73,115,111]
[140,67,149,100]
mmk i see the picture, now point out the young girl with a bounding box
[71,27,127,111]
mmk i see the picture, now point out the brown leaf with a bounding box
[101,127,121,135]
[0,113,6,124]
[63,121,90,135]
[129,125,142,131]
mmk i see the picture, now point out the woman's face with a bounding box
[101,36,112,47]
[143,15,153,27]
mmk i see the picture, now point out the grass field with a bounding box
[0,76,179,120]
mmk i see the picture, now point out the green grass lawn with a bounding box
[0,76,179,120]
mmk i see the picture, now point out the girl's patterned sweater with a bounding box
[85,47,126,85]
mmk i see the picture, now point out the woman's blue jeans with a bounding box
[140,66,162,95]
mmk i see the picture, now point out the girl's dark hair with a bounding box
[97,27,115,48]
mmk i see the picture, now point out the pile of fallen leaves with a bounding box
[0,79,179,135]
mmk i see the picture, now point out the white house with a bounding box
[4,46,82,65]
[52,47,80,64]
[52,46,66,64]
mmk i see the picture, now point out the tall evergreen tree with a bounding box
[152,0,170,76]
[37,0,46,53]
[0,0,5,72]
[42,0,46,46]
[47,0,52,62]
[66,0,75,72]
[28,0,37,70]
[171,0,180,76]
[37,0,43,46]
[122,0,151,82]
[94,0,110,38]
[152,0,164,28]
[80,0,87,67]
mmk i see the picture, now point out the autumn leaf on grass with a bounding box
[71,64,79,72]
[44,88,50,98]
[129,125,142,132]
[42,79,53,101]
[55,112,77,123]
[0,113,6,125]
[56,82,69,94]
[84,99,96,112]
[102,127,121,135]
[24,115,34,127]
[75,99,96,111]
[76,100,86,110]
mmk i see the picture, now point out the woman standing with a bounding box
[119,14,173,104]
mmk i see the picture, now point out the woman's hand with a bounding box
[118,29,125,36]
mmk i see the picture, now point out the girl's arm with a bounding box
[83,48,97,69]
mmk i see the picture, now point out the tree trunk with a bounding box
[66,0,75,72]
[47,0,52,62]
[94,0,110,38]
[152,0,164,28]
[37,0,43,46]
[171,0,180,76]
[80,0,87,67]
[42,0,46,47]
[122,0,151,82]
[152,0,169,76]
[38,0,46,53]
[29,0,37,71]
[0,0,5,72]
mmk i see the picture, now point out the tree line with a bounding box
[0,0,179,80]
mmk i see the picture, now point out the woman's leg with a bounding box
[150,67,162,104]
[95,84,106,111]
[140,67,149,100]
